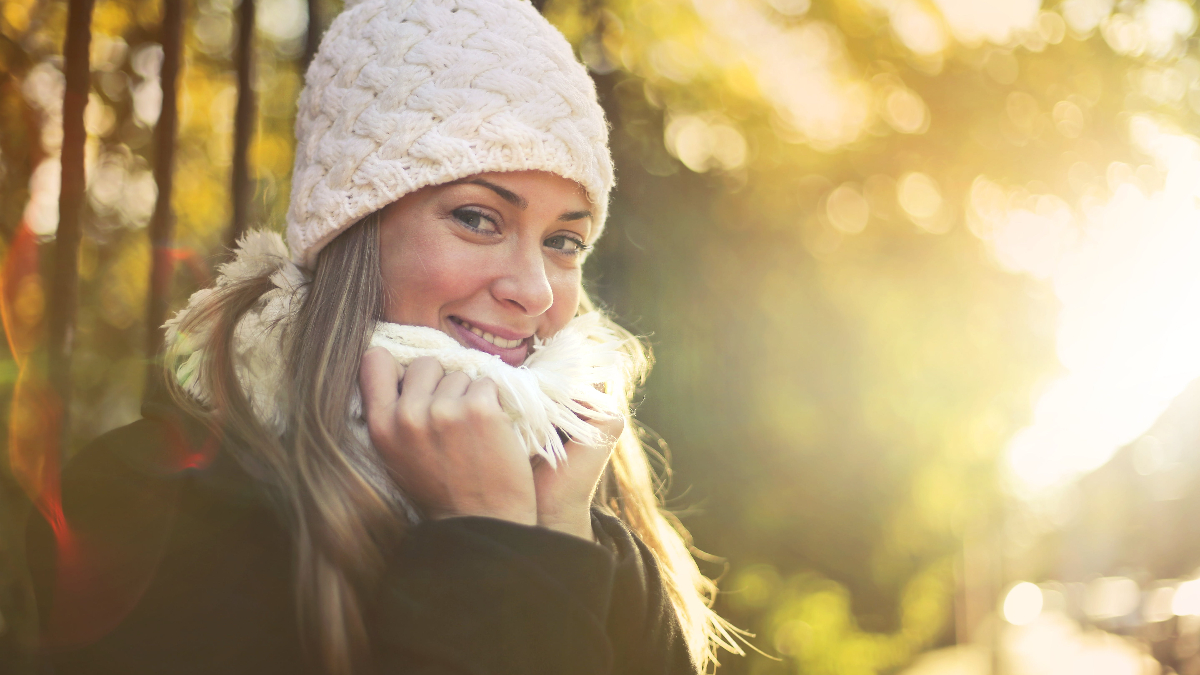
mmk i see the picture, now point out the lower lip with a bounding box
[448,319,530,367]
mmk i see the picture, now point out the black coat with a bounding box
[25,399,698,675]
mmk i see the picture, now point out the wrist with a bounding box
[538,513,596,543]
[432,503,537,527]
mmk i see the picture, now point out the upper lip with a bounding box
[450,316,534,342]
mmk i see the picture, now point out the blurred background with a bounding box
[3,0,1200,672]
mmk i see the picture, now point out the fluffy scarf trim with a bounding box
[163,231,631,470]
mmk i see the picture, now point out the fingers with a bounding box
[401,360,497,436]
[399,356,445,402]
[429,371,473,425]
[362,353,536,525]
[432,370,472,399]
[594,414,625,441]
[565,398,624,437]
[464,377,501,410]
[360,347,403,419]
[563,413,625,450]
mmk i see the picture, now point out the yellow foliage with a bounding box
[99,236,149,331]
[91,0,133,38]
[2,0,35,34]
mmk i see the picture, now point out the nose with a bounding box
[491,242,554,316]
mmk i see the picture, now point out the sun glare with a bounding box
[968,116,1200,495]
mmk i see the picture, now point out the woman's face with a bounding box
[379,170,594,367]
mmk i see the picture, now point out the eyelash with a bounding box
[451,207,591,258]
[544,234,590,257]
[452,207,498,233]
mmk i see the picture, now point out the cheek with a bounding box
[546,269,582,328]
[380,232,487,326]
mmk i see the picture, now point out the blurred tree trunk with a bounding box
[303,0,321,70]
[227,0,255,249]
[48,0,95,458]
[144,0,185,373]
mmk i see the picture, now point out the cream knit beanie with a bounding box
[286,0,613,268]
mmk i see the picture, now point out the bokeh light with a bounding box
[1143,585,1176,623]
[664,114,748,172]
[1083,577,1140,621]
[1004,582,1045,625]
[1172,579,1200,616]
[931,0,1041,47]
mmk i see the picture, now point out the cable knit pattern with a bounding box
[287,0,613,268]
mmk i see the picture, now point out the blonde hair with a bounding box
[166,216,740,674]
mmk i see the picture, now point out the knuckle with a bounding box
[462,395,501,422]
[411,356,443,375]
[428,398,462,425]
[395,400,426,432]
[361,346,387,365]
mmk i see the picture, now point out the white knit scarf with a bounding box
[163,231,630,472]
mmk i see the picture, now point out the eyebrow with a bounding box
[451,177,593,222]
[454,178,527,209]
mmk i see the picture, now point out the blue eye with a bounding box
[452,208,497,233]
[544,234,590,257]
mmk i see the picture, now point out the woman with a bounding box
[27,0,738,673]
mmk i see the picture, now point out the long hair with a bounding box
[165,216,740,673]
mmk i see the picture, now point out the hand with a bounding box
[532,412,625,542]
[359,349,537,526]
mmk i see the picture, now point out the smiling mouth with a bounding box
[449,317,530,350]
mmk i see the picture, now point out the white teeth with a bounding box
[456,319,524,350]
